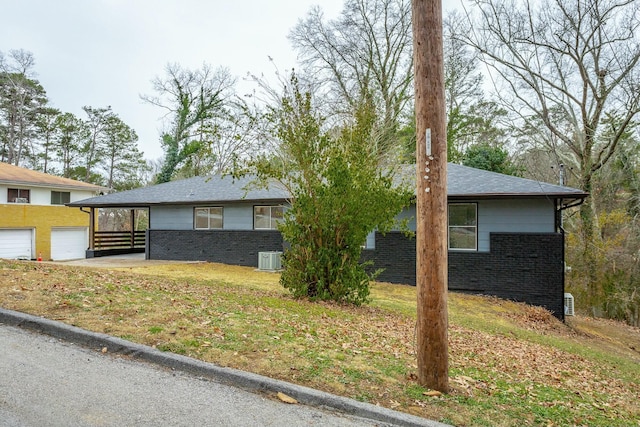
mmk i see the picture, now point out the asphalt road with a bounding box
[0,312,448,427]
[0,324,384,427]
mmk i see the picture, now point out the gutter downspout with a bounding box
[560,225,566,322]
[80,206,96,258]
[79,207,95,253]
[554,199,566,322]
[555,197,586,322]
[80,207,96,250]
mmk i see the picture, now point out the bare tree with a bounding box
[203,100,259,175]
[289,0,414,155]
[443,11,507,162]
[459,0,640,302]
[141,63,235,183]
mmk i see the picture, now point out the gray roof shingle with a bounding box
[68,164,587,208]
[446,163,585,198]
[67,174,289,207]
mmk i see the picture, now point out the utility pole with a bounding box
[412,0,449,393]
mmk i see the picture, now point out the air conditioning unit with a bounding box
[564,293,575,316]
[258,251,282,271]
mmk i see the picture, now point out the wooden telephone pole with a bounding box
[412,0,449,393]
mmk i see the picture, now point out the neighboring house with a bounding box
[0,162,103,261]
[68,164,588,319]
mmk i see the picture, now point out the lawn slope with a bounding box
[1,260,638,426]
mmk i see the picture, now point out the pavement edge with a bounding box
[0,308,450,427]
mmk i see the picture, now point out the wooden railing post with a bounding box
[130,209,136,248]
[89,207,96,250]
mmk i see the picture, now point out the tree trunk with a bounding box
[579,172,601,312]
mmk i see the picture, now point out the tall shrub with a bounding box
[255,76,412,305]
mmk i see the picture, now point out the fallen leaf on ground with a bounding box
[277,392,298,404]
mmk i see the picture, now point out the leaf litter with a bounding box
[0,260,638,426]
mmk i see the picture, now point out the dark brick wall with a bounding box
[450,233,564,318]
[147,230,284,267]
[365,231,565,319]
[361,232,416,285]
[147,229,564,318]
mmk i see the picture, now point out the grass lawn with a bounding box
[1,259,639,426]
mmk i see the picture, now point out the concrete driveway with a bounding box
[52,253,199,268]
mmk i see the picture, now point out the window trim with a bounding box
[8,188,30,204]
[448,202,478,251]
[253,205,284,230]
[194,206,224,230]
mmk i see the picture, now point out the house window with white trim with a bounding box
[194,207,223,229]
[448,203,477,250]
[254,205,284,230]
[8,188,30,203]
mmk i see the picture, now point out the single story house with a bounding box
[68,164,588,319]
[0,162,104,260]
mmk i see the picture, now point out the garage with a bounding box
[0,229,33,260]
[51,227,88,261]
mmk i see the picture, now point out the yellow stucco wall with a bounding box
[0,204,91,260]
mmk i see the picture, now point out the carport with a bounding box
[78,206,147,258]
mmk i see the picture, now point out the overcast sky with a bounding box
[1,0,460,161]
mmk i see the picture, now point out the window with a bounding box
[51,191,71,205]
[194,207,223,229]
[8,188,30,203]
[448,203,477,250]
[361,231,376,250]
[254,206,284,230]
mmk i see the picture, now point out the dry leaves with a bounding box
[276,392,297,404]
[1,260,639,427]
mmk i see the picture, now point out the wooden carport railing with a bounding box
[94,230,146,250]
[85,207,147,257]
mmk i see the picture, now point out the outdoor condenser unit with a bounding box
[258,251,282,271]
[564,293,575,316]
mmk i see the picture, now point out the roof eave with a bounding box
[447,192,589,200]
[66,197,290,208]
[1,179,104,191]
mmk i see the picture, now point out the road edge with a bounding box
[0,308,450,427]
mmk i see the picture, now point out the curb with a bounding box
[0,308,450,427]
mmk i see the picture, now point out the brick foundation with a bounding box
[364,231,564,319]
[147,229,564,319]
[147,230,284,267]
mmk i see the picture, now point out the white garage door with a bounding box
[51,227,88,261]
[0,229,33,260]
